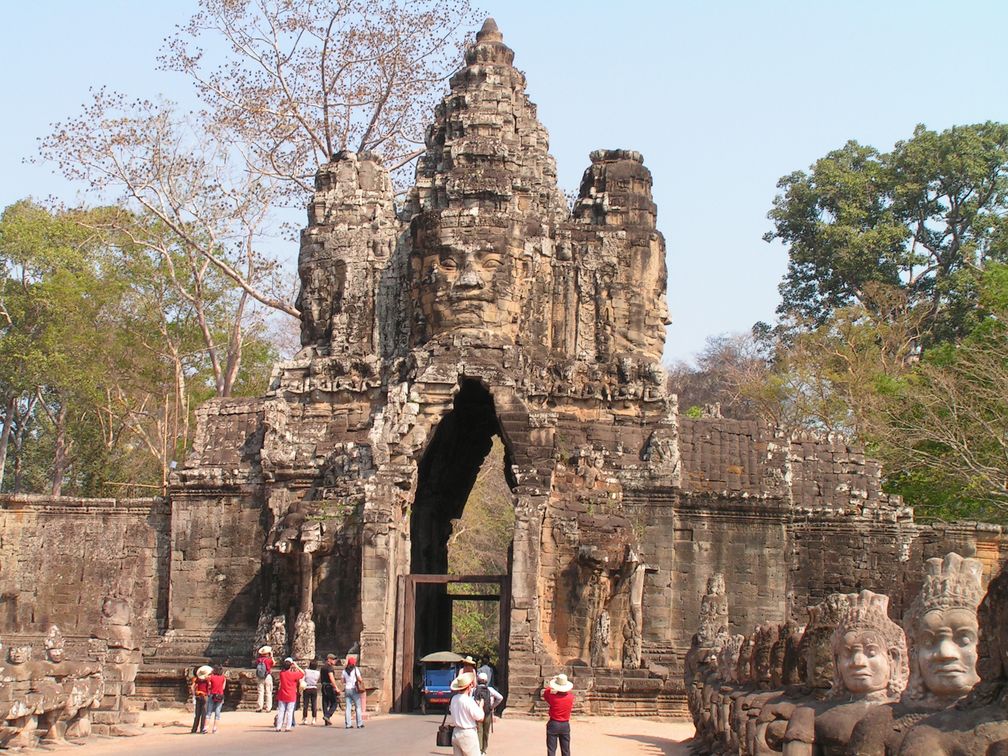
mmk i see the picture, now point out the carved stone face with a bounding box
[8,645,31,664]
[46,646,65,663]
[838,630,890,695]
[916,607,979,697]
[412,215,525,341]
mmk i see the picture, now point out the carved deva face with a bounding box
[412,214,525,341]
[8,645,31,664]
[916,607,979,697]
[46,645,65,663]
[838,630,891,696]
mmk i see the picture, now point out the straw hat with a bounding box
[196,665,213,680]
[257,645,272,655]
[546,673,573,693]
[450,671,476,691]
[461,655,477,666]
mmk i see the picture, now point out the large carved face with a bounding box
[916,607,979,697]
[7,645,31,664]
[837,630,891,695]
[411,214,525,341]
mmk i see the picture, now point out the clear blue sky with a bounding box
[3,1,1007,364]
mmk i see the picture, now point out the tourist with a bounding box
[461,655,478,675]
[541,673,575,756]
[254,645,274,712]
[275,658,303,732]
[190,664,213,734]
[321,653,339,725]
[448,670,485,756]
[301,659,320,725]
[474,671,503,755]
[478,656,495,685]
[207,665,227,733]
[342,655,365,728]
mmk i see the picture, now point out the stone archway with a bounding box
[408,378,515,662]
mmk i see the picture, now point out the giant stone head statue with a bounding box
[410,211,529,343]
[831,590,908,702]
[903,552,983,704]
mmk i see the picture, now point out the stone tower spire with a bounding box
[409,17,567,219]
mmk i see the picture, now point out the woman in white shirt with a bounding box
[301,660,322,725]
[342,656,365,728]
[448,671,485,756]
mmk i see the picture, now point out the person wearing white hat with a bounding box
[541,673,575,756]
[474,671,503,755]
[448,670,485,756]
[254,645,274,712]
[190,665,214,734]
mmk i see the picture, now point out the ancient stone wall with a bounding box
[0,494,167,641]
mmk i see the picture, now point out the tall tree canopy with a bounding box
[0,201,276,497]
[755,122,1008,522]
[766,122,1008,344]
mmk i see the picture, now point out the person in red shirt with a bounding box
[191,665,213,734]
[275,658,304,732]
[541,673,575,756]
[207,665,227,733]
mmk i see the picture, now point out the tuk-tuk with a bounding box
[417,651,464,714]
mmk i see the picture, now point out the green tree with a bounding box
[0,201,277,496]
[447,437,513,657]
[868,265,1008,522]
[766,122,1008,345]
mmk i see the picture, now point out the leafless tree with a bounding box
[40,0,477,396]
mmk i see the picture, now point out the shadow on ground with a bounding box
[609,732,694,755]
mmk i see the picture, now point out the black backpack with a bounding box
[473,684,493,715]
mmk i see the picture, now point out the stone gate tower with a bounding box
[165,19,959,713]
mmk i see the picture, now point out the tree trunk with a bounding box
[51,402,68,497]
[0,395,15,491]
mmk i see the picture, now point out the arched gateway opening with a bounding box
[393,379,515,711]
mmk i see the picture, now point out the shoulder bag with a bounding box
[436,697,454,747]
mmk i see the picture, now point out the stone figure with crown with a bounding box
[847,552,984,754]
[892,556,1008,755]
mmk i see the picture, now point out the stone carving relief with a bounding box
[0,618,109,750]
[686,553,1005,755]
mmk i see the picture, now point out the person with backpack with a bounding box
[254,645,274,712]
[473,671,503,755]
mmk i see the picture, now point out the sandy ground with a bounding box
[40,707,696,755]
